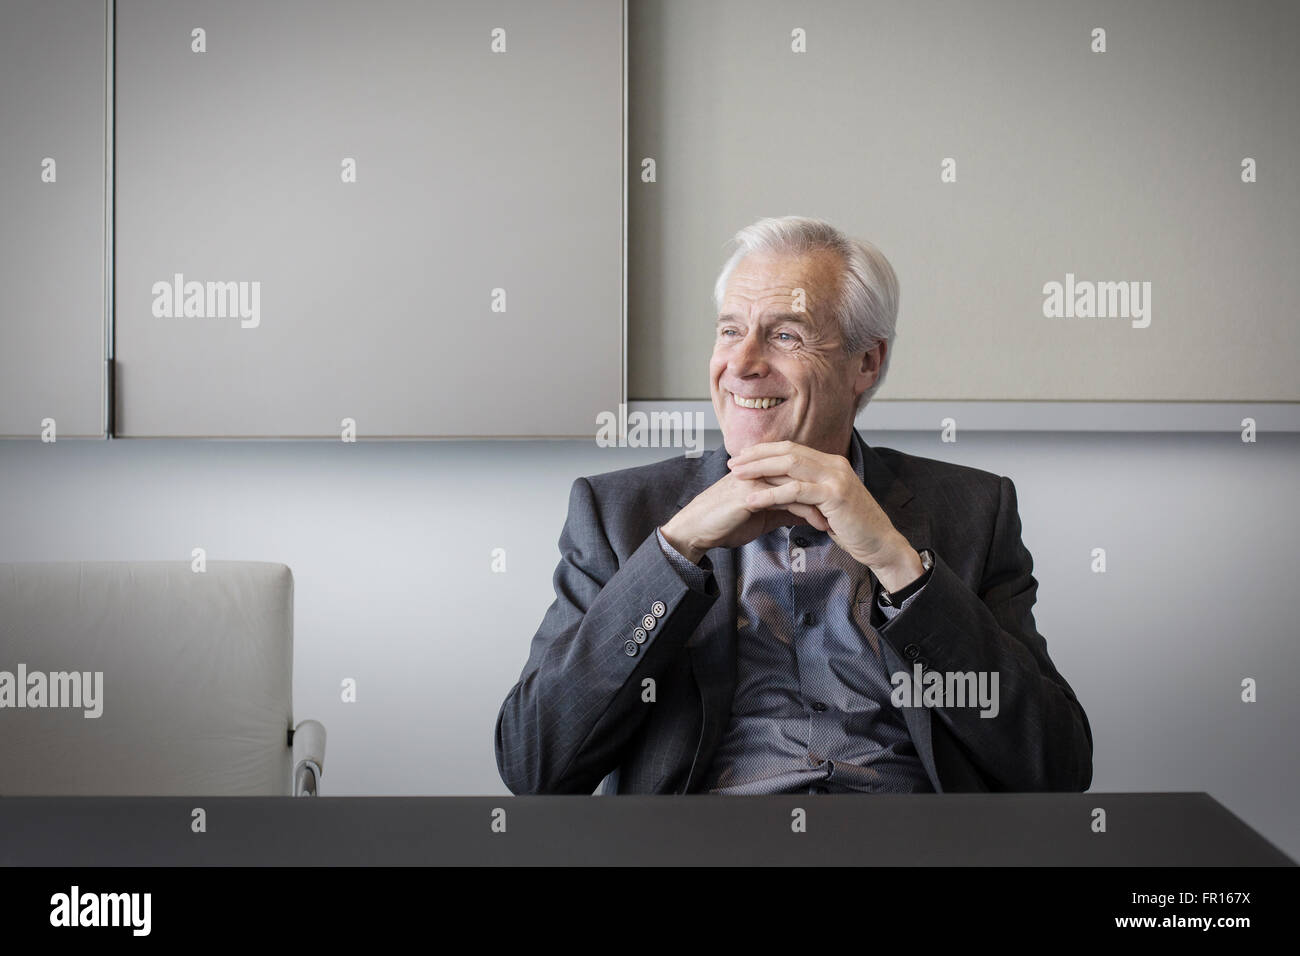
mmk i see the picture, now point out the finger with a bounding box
[729,453,829,483]
[727,441,801,467]
[785,504,826,535]
[764,509,795,530]
[762,509,803,531]
[744,479,827,511]
[783,502,831,531]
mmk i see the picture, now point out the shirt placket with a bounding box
[789,525,834,786]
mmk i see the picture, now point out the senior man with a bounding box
[495,216,1093,795]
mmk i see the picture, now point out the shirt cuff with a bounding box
[655,527,713,592]
[877,579,927,621]
[876,549,935,622]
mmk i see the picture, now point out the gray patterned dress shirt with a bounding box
[655,438,935,794]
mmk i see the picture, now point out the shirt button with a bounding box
[632,627,647,644]
[792,535,809,548]
[623,640,638,656]
[903,643,921,660]
[650,600,666,618]
[801,612,817,627]
[811,701,828,712]
[641,614,656,630]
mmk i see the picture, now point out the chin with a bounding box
[722,423,788,456]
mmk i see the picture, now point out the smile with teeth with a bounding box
[732,393,787,409]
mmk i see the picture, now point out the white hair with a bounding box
[712,216,900,412]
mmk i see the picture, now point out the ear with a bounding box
[852,340,887,400]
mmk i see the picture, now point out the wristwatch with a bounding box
[877,548,934,608]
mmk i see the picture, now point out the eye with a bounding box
[775,331,799,343]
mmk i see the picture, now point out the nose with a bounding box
[730,329,770,378]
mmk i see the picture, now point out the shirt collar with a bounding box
[847,429,866,484]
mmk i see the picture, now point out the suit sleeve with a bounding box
[877,476,1094,792]
[494,476,720,794]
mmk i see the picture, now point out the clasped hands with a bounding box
[659,440,924,592]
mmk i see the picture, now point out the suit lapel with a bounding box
[853,430,943,790]
[671,445,737,791]
[667,443,730,792]
[679,429,938,792]
[854,428,930,558]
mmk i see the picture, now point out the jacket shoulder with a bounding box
[579,450,708,495]
[869,445,1006,512]
[561,452,710,553]
[568,451,713,533]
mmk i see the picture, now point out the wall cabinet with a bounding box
[113,0,622,437]
[0,0,108,438]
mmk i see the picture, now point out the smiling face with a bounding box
[711,249,884,458]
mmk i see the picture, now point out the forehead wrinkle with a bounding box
[719,282,828,319]
[719,249,846,342]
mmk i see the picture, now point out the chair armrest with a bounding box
[291,719,327,796]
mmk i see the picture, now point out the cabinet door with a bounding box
[0,0,107,438]
[115,0,622,437]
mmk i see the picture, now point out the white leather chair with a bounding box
[0,561,325,796]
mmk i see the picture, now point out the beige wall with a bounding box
[629,0,1299,402]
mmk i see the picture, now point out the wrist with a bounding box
[659,520,705,565]
[872,536,924,593]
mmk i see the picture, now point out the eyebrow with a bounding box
[716,312,814,327]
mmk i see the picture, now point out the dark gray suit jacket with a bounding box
[495,428,1093,794]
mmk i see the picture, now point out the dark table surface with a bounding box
[0,792,1292,866]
